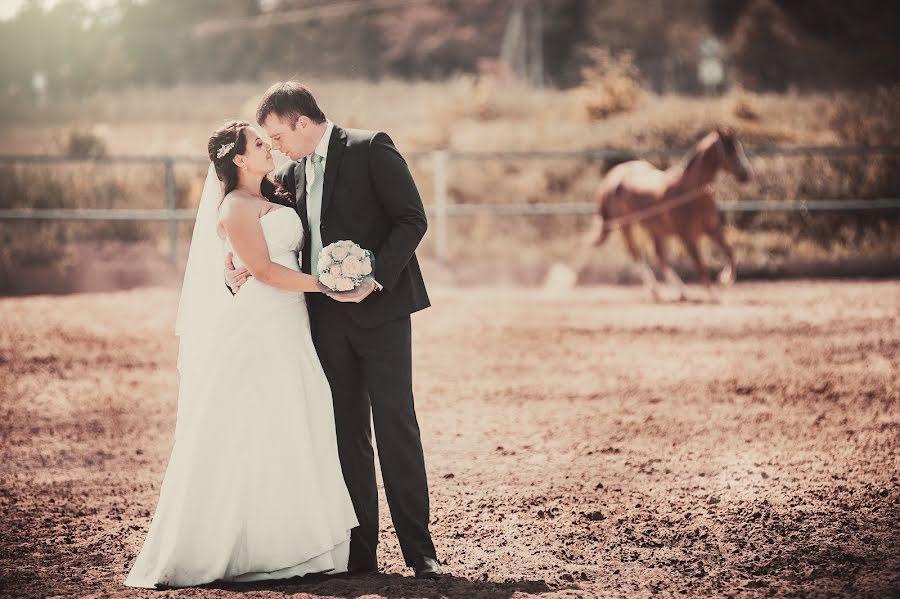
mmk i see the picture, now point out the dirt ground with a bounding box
[0,281,898,598]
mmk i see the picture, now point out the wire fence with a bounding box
[1,145,899,264]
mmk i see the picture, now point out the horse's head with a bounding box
[715,127,752,183]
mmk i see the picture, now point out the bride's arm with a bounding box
[220,201,322,293]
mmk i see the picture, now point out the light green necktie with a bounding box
[307,153,325,274]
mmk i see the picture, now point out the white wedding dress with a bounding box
[125,207,358,589]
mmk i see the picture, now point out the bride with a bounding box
[124,121,360,589]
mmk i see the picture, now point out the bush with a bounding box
[578,48,644,121]
[64,128,107,158]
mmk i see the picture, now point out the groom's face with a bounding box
[262,113,317,162]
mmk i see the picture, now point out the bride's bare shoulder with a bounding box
[220,191,261,224]
[218,193,265,239]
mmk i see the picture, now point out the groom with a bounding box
[225,81,441,579]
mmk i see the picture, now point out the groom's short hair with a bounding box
[256,81,326,129]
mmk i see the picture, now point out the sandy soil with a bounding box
[0,281,898,598]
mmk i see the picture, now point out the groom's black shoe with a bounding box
[413,556,443,580]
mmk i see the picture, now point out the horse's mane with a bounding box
[677,132,718,178]
[680,148,703,175]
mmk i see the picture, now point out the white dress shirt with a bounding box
[304,120,333,202]
[304,120,332,276]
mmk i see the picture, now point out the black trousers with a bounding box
[307,297,436,568]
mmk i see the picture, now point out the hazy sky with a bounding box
[0,0,281,21]
[0,0,116,21]
[0,0,24,20]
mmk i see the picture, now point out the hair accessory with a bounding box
[216,142,235,159]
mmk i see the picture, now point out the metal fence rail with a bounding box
[420,198,900,216]
[410,145,900,160]
[2,146,899,264]
[0,155,205,264]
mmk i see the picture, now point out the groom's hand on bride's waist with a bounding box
[225,252,251,293]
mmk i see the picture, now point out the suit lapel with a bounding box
[321,125,346,219]
[293,158,310,234]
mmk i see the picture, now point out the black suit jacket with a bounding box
[273,125,430,328]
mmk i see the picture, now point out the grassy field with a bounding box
[1,79,898,294]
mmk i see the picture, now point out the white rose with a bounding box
[331,246,349,260]
[320,244,333,258]
[342,256,363,277]
[349,245,366,258]
[329,264,343,277]
[335,277,354,291]
[339,240,354,248]
[316,255,332,275]
[318,273,337,290]
[360,256,372,275]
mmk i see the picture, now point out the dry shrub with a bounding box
[732,87,761,121]
[578,48,644,121]
[431,73,568,126]
[65,127,107,158]
[828,86,900,145]
[0,158,206,282]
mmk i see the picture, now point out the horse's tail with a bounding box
[591,180,622,247]
[591,195,613,246]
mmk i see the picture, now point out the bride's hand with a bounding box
[315,280,334,294]
[225,252,251,293]
[325,278,377,303]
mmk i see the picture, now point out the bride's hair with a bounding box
[207,120,290,204]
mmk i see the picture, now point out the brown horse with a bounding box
[592,128,752,300]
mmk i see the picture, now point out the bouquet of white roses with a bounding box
[317,240,373,291]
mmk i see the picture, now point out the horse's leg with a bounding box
[680,234,713,297]
[623,225,661,301]
[653,234,687,301]
[710,226,736,286]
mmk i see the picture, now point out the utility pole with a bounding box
[500,0,543,87]
[500,0,527,80]
[529,0,543,87]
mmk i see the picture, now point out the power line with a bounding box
[193,0,431,38]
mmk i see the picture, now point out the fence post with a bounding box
[433,150,448,264]
[164,158,178,265]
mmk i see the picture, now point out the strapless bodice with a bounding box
[226,207,304,274]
